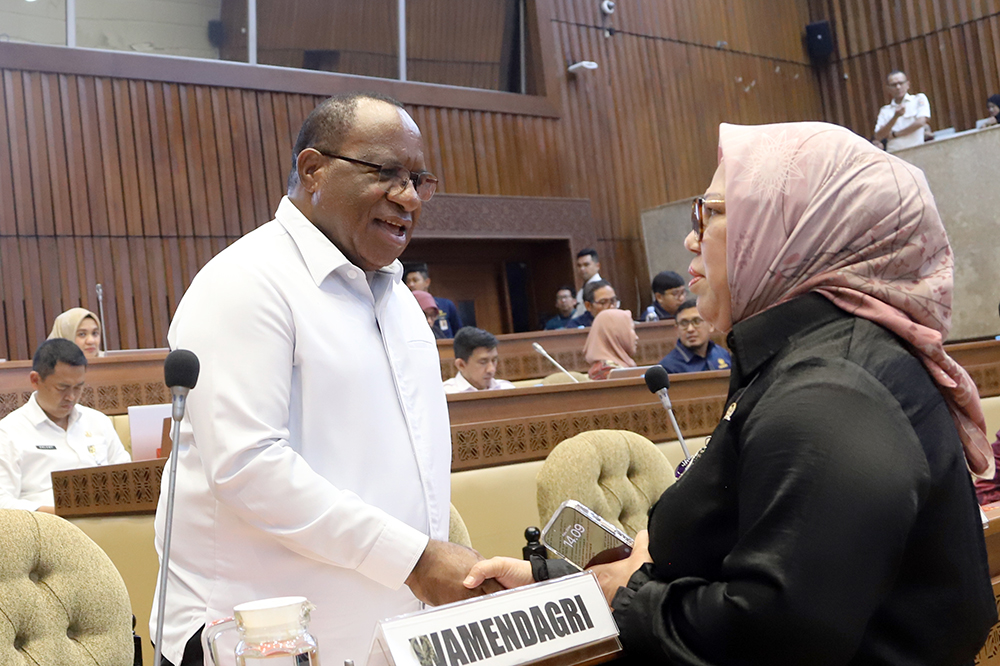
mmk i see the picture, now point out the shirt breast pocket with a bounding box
[406,338,441,377]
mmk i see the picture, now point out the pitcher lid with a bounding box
[234,596,313,639]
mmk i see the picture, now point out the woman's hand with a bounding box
[464,557,535,591]
[588,530,652,605]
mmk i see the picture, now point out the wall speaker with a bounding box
[805,21,834,63]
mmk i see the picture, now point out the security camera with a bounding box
[600,0,615,15]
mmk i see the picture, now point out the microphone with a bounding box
[532,342,579,383]
[164,349,200,421]
[644,365,692,477]
[95,283,108,354]
[153,349,201,666]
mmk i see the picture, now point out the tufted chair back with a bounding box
[448,503,473,549]
[537,430,674,537]
[0,510,133,665]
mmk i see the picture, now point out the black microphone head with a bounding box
[644,364,670,394]
[164,349,200,390]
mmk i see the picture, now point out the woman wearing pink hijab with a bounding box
[466,122,996,664]
[583,309,638,379]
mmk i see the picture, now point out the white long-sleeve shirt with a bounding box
[151,197,451,665]
[0,393,131,510]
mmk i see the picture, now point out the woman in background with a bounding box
[466,121,996,665]
[48,308,103,358]
[583,309,637,380]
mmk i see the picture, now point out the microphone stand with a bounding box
[152,398,184,666]
[96,283,108,354]
[532,343,579,383]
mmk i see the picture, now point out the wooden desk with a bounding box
[437,320,684,381]
[0,352,170,418]
[3,340,998,424]
[447,371,730,470]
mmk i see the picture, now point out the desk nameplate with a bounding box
[369,573,619,666]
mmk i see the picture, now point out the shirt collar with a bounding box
[23,392,81,429]
[727,292,844,381]
[452,372,475,391]
[675,339,717,361]
[274,196,403,288]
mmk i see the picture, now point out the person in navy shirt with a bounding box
[403,263,463,338]
[659,299,731,373]
[569,280,618,328]
[544,286,578,330]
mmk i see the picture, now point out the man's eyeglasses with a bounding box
[594,298,620,308]
[313,150,438,201]
[677,317,705,329]
[691,195,725,242]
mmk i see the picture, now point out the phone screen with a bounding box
[541,501,633,570]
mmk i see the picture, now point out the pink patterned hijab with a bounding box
[718,121,992,479]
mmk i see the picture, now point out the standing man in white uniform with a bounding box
[874,70,931,152]
[572,248,603,317]
[0,338,130,513]
[151,93,493,666]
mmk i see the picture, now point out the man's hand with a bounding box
[587,530,652,605]
[36,506,55,514]
[406,539,503,606]
[464,557,534,590]
[893,103,906,117]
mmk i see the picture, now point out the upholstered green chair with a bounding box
[0,510,133,665]
[536,430,675,537]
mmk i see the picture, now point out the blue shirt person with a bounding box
[569,280,618,328]
[544,286,578,330]
[659,301,732,373]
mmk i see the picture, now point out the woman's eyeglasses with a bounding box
[691,196,725,242]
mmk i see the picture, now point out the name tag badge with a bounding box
[35,445,57,450]
[369,572,619,666]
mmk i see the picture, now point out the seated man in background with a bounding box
[404,263,462,338]
[569,280,618,328]
[658,299,731,373]
[443,327,515,393]
[0,339,130,512]
[643,270,687,321]
[544,286,577,330]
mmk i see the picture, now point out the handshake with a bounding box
[405,532,652,607]
[404,539,515,606]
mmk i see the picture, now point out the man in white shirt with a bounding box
[442,327,516,394]
[874,70,931,152]
[0,339,130,513]
[151,93,495,666]
[573,248,603,317]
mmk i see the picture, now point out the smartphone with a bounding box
[540,500,634,570]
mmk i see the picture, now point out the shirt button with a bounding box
[347,269,358,280]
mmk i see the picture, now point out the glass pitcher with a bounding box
[202,596,320,665]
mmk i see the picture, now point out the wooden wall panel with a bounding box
[810,0,1000,137]
[0,0,828,359]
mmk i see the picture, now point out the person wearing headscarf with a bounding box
[464,122,996,665]
[981,94,1000,127]
[48,308,103,358]
[583,309,637,380]
[411,290,446,340]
